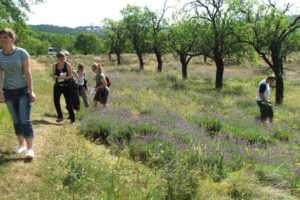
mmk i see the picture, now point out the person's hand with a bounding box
[0,94,4,103]
[30,92,36,103]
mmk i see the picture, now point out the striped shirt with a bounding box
[0,47,29,89]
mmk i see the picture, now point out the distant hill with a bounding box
[30,24,105,35]
[30,25,81,35]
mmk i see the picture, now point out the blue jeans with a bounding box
[3,87,34,138]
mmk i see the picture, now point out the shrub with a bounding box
[188,116,222,137]
[222,125,274,144]
[107,123,135,144]
[272,126,293,141]
[161,159,199,200]
[78,118,115,144]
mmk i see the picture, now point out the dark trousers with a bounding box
[71,90,80,111]
[54,84,75,122]
[257,101,274,122]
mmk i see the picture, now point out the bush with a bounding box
[272,126,293,141]
[222,125,274,144]
[78,118,115,144]
[107,123,135,144]
[188,116,222,137]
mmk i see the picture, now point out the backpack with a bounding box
[105,76,111,87]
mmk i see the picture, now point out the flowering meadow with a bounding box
[35,53,300,199]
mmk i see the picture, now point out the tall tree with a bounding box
[103,18,126,65]
[0,0,43,44]
[145,0,169,72]
[168,19,204,79]
[189,0,239,88]
[231,0,300,104]
[74,32,101,55]
[121,5,151,70]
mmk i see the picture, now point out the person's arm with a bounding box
[95,77,107,90]
[258,84,268,105]
[72,70,80,81]
[259,93,268,105]
[23,58,36,102]
[0,65,4,103]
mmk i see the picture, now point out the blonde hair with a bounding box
[56,51,66,58]
[0,28,17,43]
[92,63,103,73]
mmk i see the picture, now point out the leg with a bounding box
[17,136,25,146]
[25,138,33,150]
[80,86,89,108]
[257,102,268,123]
[19,92,34,148]
[54,85,63,119]
[63,88,75,123]
[4,92,23,137]
[268,105,274,124]
[93,101,98,108]
[72,90,80,111]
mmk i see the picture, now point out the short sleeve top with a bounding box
[95,73,107,90]
[0,47,30,89]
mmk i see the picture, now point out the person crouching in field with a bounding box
[91,63,109,109]
[77,63,89,108]
[0,28,36,159]
[256,76,276,125]
[52,51,75,124]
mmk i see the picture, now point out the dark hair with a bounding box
[56,51,65,58]
[78,63,85,70]
[266,76,276,81]
[0,28,17,43]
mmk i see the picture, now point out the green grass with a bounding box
[1,53,299,199]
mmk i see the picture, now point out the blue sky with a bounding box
[28,0,299,28]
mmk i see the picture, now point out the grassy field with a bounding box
[0,53,299,199]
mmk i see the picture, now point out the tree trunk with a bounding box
[116,52,121,65]
[272,52,284,104]
[180,54,188,79]
[137,52,144,70]
[214,56,224,88]
[275,74,284,105]
[108,51,112,61]
[154,50,163,73]
[204,55,207,64]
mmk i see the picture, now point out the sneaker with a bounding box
[25,149,34,159]
[13,145,27,153]
[56,118,63,122]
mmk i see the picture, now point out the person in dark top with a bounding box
[256,76,276,124]
[52,51,75,124]
[91,63,109,109]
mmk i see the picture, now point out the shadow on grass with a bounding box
[41,113,57,118]
[0,150,33,165]
[32,119,63,126]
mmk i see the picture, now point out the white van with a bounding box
[47,48,70,56]
[47,47,56,55]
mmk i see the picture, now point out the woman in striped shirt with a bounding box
[0,28,36,159]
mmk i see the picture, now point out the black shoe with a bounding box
[56,118,63,122]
